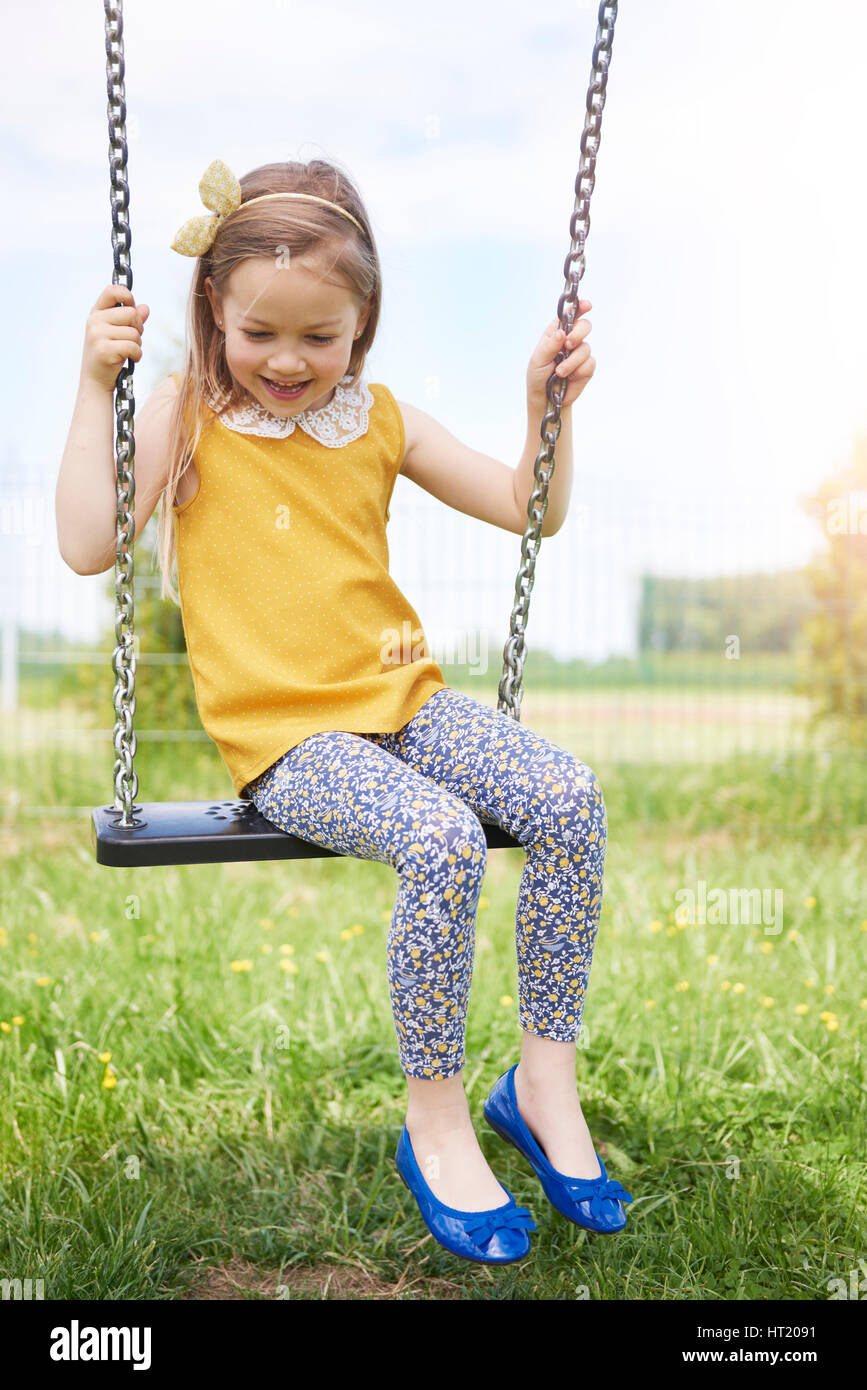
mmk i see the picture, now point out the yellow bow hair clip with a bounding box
[170,158,243,257]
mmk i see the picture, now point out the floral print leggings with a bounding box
[244,686,607,1080]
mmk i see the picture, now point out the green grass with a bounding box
[0,695,865,1300]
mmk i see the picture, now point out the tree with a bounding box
[797,433,867,748]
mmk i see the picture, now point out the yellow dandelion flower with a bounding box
[824,984,835,996]
[316,950,330,962]
[260,943,273,954]
[787,929,800,941]
[89,931,101,943]
[279,959,299,974]
[101,1070,117,1090]
[706,954,719,965]
[0,930,7,947]
[674,906,690,927]
[666,926,677,937]
[0,1021,10,1033]
[339,928,353,941]
[479,897,489,910]
[760,942,774,954]
[230,960,253,973]
[259,917,274,930]
[644,999,655,1009]
[28,933,38,944]
[861,920,867,932]
[381,910,392,923]
[675,980,690,992]
[760,996,774,1008]
[351,923,364,936]
[825,1019,839,1032]
[649,920,663,933]
[819,1010,837,1022]
[860,999,867,1010]
[11,1016,24,1026]
[499,995,513,1007]
[732,982,746,994]
[26,949,39,959]
[98,1051,112,1063]
[803,896,816,909]
[804,977,816,988]
[279,944,294,955]
[36,977,51,987]
[720,980,732,991]
[794,1004,809,1015]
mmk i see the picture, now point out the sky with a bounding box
[1,0,865,676]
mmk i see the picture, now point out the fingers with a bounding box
[93,284,148,330]
[548,300,591,328]
[549,306,592,345]
[551,318,591,366]
[535,301,595,389]
[556,340,593,376]
[564,318,591,346]
[82,286,152,390]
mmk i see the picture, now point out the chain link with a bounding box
[497,0,617,721]
[105,0,142,828]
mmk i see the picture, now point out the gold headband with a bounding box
[170,158,366,257]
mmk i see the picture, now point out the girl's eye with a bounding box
[243,331,335,343]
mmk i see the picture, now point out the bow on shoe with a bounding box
[563,1175,634,1223]
[464,1206,536,1250]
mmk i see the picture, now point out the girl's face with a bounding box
[205,253,370,415]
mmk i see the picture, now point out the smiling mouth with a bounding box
[261,377,312,397]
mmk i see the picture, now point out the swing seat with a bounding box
[91,799,523,867]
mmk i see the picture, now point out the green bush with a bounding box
[797,434,867,749]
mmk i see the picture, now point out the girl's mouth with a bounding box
[261,377,312,401]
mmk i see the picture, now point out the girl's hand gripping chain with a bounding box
[81,283,151,392]
[526,298,595,415]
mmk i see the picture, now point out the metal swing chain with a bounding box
[497,0,617,722]
[105,0,140,829]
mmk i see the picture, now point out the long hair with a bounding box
[154,159,382,605]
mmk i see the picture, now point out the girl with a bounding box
[56,157,632,1266]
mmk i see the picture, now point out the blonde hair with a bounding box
[154,158,382,605]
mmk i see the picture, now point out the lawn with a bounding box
[0,685,864,1300]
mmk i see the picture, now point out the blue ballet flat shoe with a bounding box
[483,1064,633,1234]
[394,1124,536,1264]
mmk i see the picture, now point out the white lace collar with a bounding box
[208,374,373,447]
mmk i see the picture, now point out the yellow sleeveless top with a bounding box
[170,372,448,796]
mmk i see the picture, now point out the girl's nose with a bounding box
[268,355,306,373]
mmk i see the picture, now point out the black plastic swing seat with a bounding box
[91,799,523,867]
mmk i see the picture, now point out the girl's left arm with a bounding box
[397,301,594,538]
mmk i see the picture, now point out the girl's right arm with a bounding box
[56,284,175,575]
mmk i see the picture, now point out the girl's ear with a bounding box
[357,296,373,336]
[203,275,219,317]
